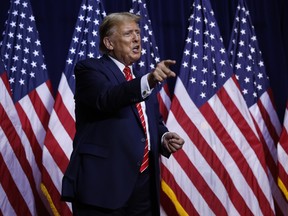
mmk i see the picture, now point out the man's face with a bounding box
[108,21,141,66]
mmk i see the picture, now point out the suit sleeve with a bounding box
[74,59,145,115]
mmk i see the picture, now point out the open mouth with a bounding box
[133,45,140,53]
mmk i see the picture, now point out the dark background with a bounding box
[1,0,287,121]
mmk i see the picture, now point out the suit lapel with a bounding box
[101,55,144,128]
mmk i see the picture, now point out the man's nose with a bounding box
[133,32,140,41]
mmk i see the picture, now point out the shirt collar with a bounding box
[108,55,133,75]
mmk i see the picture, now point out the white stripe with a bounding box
[0,184,17,216]
[36,82,55,115]
[250,103,277,162]
[161,155,214,216]
[46,109,73,158]
[224,78,259,137]
[58,73,76,120]
[18,95,46,148]
[259,91,282,135]
[250,94,288,212]
[42,147,73,213]
[169,78,274,215]
[160,205,168,216]
[278,144,288,175]
[217,80,274,213]
[0,128,35,215]
[165,111,240,215]
[0,78,41,188]
[159,86,171,111]
[42,146,65,195]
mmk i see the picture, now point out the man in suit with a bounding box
[62,12,184,216]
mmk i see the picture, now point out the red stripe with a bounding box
[219,84,268,170]
[160,188,179,215]
[161,164,199,215]
[282,129,288,150]
[157,83,171,122]
[279,128,288,154]
[257,92,279,144]
[28,86,51,132]
[201,100,273,214]
[251,115,285,215]
[0,104,49,215]
[0,73,11,96]
[41,167,72,215]
[53,93,76,139]
[0,154,31,216]
[252,115,277,178]
[44,127,70,173]
[216,86,274,215]
[15,102,43,169]
[163,83,171,98]
[278,163,288,190]
[157,93,168,122]
[171,96,254,216]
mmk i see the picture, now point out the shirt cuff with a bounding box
[140,73,153,98]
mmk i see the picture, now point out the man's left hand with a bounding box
[163,132,185,153]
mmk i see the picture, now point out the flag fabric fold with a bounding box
[227,0,287,213]
[278,102,288,201]
[0,59,41,216]
[161,0,275,215]
[41,0,105,215]
[0,0,54,215]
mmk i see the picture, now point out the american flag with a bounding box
[278,102,288,201]
[41,0,105,215]
[129,0,172,123]
[0,0,54,215]
[227,0,287,213]
[161,0,275,215]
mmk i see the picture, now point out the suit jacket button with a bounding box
[141,138,146,142]
[137,161,141,166]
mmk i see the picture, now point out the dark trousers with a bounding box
[72,168,155,216]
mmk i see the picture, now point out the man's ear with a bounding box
[103,37,113,51]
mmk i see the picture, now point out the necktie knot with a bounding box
[123,66,133,81]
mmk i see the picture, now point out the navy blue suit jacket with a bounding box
[61,55,170,211]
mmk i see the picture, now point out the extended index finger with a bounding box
[163,59,176,67]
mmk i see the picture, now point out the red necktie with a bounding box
[123,66,149,172]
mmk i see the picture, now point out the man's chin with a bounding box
[132,54,141,61]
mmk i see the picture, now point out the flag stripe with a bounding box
[167,77,274,215]
[55,90,75,139]
[0,103,46,213]
[0,154,31,216]
[157,83,171,122]
[219,80,268,170]
[278,103,288,200]
[41,167,72,215]
[0,183,16,216]
[227,1,286,213]
[161,165,198,216]
[0,0,53,214]
[15,102,43,168]
[168,95,253,215]
[44,128,71,172]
